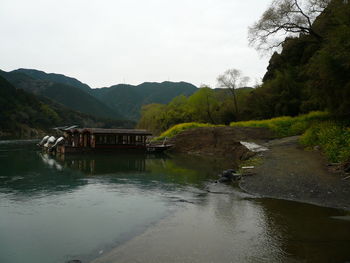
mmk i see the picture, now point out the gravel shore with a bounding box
[239,136,350,211]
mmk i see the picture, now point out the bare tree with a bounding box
[217,69,250,118]
[248,0,331,52]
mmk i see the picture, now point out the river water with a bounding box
[0,140,349,263]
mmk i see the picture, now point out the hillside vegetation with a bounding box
[244,0,350,119]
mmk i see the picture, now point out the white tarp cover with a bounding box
[240,141,268,152]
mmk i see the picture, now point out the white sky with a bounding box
[0,0,270,88]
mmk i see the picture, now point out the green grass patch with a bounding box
[230,111,330,137]
[154,122,221,141]
[299,121,350,163]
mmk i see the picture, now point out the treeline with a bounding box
[137,87,253,134]
[138,0,350,134]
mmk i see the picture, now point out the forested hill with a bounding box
[0,70,124,120]
[90,81,197,121]
[0,76,134,138]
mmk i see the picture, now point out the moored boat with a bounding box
[38,127,172,154]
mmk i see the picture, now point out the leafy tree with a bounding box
[137,104,167,134]
[187,87,220,123]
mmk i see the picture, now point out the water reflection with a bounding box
[40,152,228,191]
[0,140,226,197]
[259,199,350,262]
[53,152,151,175]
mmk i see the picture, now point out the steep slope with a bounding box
[92,81,198,120]
[0,76,134,138]
[0,70,124,120]
[245,0,350,118]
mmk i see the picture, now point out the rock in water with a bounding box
[218,169,242,182]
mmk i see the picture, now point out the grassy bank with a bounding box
[230,111,330,137]
[155,112,349,163]
[155,123,222,141]
[229,111,349,163]
[300,122,350,163]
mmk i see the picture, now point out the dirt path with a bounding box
[240,136,350,211]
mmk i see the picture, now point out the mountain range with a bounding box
[0,68,198,121]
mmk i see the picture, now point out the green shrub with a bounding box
[300,122,350,162]
[155,122,221,141]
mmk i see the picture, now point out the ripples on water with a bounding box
[0,140,349,263]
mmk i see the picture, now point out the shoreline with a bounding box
[238,136,350,211]
[167,126,350,211]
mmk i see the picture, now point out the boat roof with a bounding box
[66,128,152,135]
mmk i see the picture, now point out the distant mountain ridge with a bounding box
[92,81,198,120]
[15,68,92,93]
[0,68,198,121]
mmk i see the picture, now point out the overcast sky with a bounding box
[0,0,271,88]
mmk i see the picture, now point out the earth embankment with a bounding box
[167,126,274,163]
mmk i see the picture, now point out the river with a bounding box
[0,140,349,263]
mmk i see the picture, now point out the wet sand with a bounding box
[91,190,289,263]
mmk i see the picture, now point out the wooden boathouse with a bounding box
[57,128,152,153]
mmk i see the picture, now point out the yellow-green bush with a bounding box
[230,111,329,137]
[300,122,350,162]
[155,122,221,141]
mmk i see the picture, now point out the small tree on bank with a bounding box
[217,69,249,120]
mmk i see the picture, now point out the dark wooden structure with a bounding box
[57,128,152,154]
